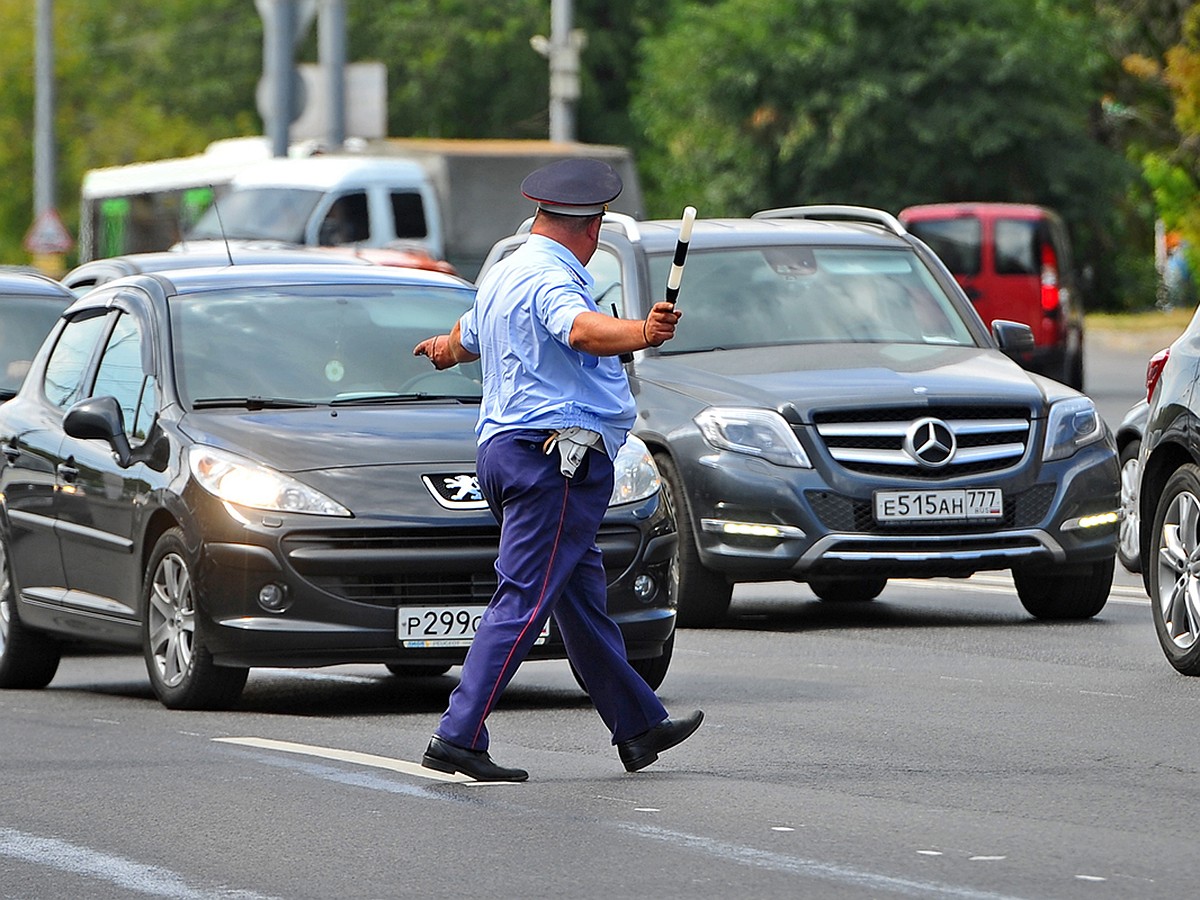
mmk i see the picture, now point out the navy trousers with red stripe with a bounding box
[435,429,668,752]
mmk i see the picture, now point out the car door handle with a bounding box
[56,462,78,483]
[1,443,18,463]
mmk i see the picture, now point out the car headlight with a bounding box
[610,435,660,506]
[189,445,352,516]
[695,407,812,468]
[1043,397,1104,462]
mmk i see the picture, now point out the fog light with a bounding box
[634,575,655,600]
[1062,510,1120,532]
[258,583,290,612]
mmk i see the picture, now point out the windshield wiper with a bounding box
[328,393,480,406]
[192,396,322,410]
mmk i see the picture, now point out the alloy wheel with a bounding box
[147,551,196,687]
[1155,488,1200,650]
[1118,451,1140,568]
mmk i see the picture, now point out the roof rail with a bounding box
[752,205,906,237]
[517,211,643,244]
[599,212,642,243]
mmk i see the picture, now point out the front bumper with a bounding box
[191,492,677,668]
[680,437,1118,581]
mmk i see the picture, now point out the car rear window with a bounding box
[906,218,981,276]
[993,218,1039,275]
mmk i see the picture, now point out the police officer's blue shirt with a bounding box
[458,234,636,459]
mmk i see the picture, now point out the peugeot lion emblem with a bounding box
[903,417,956,468]
[422,474,490,510]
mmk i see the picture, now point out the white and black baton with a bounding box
[665,205,697,307]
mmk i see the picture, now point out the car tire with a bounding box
[0,529,62,689]
[143,528,248,710]
[1117,438,1142,573]
[1149,464,1200,675]
[807,576,887,603]
[653,452,733,628]
[385,663,451,677]
[1013,557,1113,620]
[570,631,675,694]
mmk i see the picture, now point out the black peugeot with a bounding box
[0,264,676,709]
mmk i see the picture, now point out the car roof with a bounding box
[899,202,1050,220]
[600,214,912,253]
[0,269,76,299]
[63,247,371,289]
[228,155,428,189]
[98,262,475,296]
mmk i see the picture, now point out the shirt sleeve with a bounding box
[536,278,593,347]
[458,306,479,355]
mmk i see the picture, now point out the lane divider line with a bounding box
[213,736,499,786]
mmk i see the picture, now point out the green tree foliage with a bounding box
[348,1,551,138]
[632,0,1136,307]
[0,0,262,263]
[634,0,1114,210]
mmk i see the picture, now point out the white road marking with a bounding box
[212,736,509,785]
[0,827,279,899]
[617,823,1031,899]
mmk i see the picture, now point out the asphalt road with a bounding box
[0,324,1190,900]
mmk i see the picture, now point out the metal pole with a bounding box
[33,0,54,215]
[267,0,297,157]
[319,0,346,148]
[549,0,572,142]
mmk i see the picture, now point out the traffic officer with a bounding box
[412,158,701,781]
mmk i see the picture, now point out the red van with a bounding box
[899,202,1085,389]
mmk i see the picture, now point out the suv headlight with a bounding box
[189,445,352,516]
[1043,397,1104,462]
[695,407,812,468]
[610,435,660,506]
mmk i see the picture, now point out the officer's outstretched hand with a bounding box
[413,334,455,370]
[644,302,682,347]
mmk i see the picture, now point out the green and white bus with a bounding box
[79,138,274,261]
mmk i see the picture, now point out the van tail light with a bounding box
[1146,347,1171,403]
[1040,243,1060,313]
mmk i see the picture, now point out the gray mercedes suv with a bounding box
[480,206,1119,627]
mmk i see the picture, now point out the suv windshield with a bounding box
[646,246,976,353]
[170,284,483,405]
[188,188,324,243]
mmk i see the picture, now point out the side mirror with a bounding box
[63,395,133,467]
[991,319,1036,354]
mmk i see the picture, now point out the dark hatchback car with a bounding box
[1136,322,1200,675]
[0,264,676,708]
[0,271,75,402]
[482,206,1119,627]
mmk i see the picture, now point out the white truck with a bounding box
[81,138,644,280]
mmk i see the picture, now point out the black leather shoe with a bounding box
[617,710,704,772]
[422,735,529,782]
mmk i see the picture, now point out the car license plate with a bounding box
[874,488,1003,522]
[397,605,550,648]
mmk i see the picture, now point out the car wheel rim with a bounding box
[1119,455,1140,560]
[1157,489,1200,650]
[148,551,195,688]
